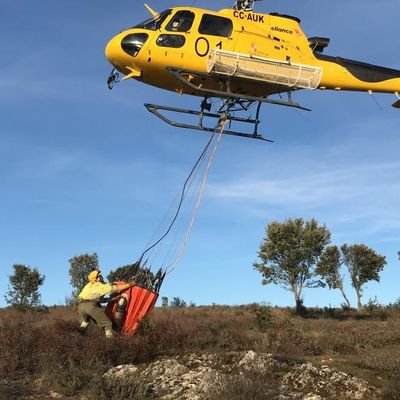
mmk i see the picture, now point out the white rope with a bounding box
[166,115,228,274]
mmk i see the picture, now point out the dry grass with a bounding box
[1,305,400,398]
[208,369,284,400]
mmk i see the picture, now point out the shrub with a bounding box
[252,304,273,332]
[2,304,400,398]
[208,370,282,400]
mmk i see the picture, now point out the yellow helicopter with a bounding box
[105,0,400,141]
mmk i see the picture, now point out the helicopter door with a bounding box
[165,10,195,33]
[154,33,187,68]
[197,14,235,59]
[152,10,195,70]
[180,13,236,71]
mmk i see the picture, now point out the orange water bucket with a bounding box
[106,283,158,335]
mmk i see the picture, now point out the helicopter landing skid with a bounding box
[144,103,273,142]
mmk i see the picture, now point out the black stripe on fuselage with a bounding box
[315,53,400,83]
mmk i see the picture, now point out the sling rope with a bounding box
[138,124,218,265]
[166,113,228,273]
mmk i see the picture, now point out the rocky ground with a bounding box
[1,351,379,399]
[102,351,377,399]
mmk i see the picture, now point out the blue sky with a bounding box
[1,0,399,308]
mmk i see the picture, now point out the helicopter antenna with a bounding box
[233,0,259,11]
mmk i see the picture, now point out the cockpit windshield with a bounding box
[132,9,172,31]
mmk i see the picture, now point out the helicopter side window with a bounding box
[165,10,195,32]
[132,9,172,31]
[156,34,186,48]
[198,14,233,37]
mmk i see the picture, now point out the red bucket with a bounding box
[106,283,158,335]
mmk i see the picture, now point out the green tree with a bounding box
[68,253,99,300]
[170,297,187,307]
[5,264,45,308]
[254,218,330,312]
[341,244,386,309]
[316,245,351,309]
[161,296,169,307]
[107,263,139,283]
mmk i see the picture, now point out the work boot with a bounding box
[78,321,89,335]
[105,329,114,338]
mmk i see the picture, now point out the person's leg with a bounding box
[77,302,92,332]
[114,296,128,329]
[89,303,114,337]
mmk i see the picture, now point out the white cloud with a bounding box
[204,156,400,243]
[208,162,400,207]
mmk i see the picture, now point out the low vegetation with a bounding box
[1,303,400,399]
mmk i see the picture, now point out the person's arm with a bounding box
[110,281,137,294]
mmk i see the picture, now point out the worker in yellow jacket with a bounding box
[78,270,136,337]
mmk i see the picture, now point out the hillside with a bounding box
[1,305,400,399]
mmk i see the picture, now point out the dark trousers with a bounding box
[78,300,112,330]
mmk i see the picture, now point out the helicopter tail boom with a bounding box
[317,54,400,94]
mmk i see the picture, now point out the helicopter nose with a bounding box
[105,36,121,66]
